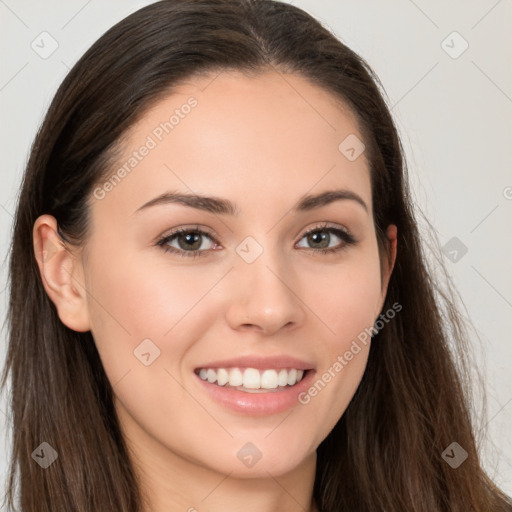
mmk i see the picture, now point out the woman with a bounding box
[2,0,511,510]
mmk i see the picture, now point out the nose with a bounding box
[224,249,306,336]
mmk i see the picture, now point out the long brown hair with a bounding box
[2,1,511,510]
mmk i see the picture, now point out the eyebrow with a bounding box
[133,188,368,216]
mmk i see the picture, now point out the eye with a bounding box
[156,222,357,259]
[156,226,218,258]
[296,223,357,254]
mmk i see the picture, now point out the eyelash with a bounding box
[156,223,357,259]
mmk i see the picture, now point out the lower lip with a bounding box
[194,370,316,416]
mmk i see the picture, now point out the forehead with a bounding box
[92,69,372,222]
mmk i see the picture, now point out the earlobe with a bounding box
[33,215,91,332]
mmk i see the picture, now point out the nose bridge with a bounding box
[226,234,305,333]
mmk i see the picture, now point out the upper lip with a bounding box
[194,355,315,371]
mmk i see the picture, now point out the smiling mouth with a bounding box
[194,367,309,393]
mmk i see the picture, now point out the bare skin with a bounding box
[33,69,397,512]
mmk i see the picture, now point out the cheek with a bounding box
[297,252,381,429]
[84,248,221,442]
[308,254,383,354]
[88,246,212,339]
[85,245,228,382]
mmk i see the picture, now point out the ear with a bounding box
[376,224,398,316]
[33,214,91,332]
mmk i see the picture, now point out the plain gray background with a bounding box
[1,0,511,500]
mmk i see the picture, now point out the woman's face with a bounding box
[50,70,396,478]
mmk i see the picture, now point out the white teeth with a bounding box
[229,368,243,387]
[278,369,288,387]
[197,367,307,389]
[243,368,260,389]
[287,368,297,386]
[261,369,278,389]
[217,368,229,386]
